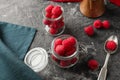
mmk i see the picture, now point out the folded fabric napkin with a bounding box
[0,22,42,80]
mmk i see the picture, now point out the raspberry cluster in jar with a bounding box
[43,5,65,35]
[51,35,79,68]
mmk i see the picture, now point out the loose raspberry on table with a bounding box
[84,26,94,36]
[88,59,99,70]
[93,19,102,29]
[102,20,110,29]
[105,40,117,51]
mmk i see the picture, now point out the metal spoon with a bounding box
[97,35,118,80]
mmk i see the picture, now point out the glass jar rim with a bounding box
[42,6,64,21]
[51,34,79,60]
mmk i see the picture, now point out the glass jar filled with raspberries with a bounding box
[42,5,65,36]
[50,35,79,68]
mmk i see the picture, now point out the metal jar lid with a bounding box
[24,47,48,72]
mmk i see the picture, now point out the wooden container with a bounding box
[80,0,105,18]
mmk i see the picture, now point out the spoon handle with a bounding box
[97,53,110,80]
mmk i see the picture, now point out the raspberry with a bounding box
[105,40,117,51]
[62,39,72,49]
[84,26,94,36]
[45,13,52,18]
[52,6,62,17]
[43,19,51,25]
[49,28,58,35]
[60,60,71,67]
[65,46,74,52]
[67,36,76,46]
[51,15,59,19]
[51,55,59,62]
[93,20,102,29]
[66,47,76,56]
[57,21,64,28]
[54,38,63,46]
[102,20,110,29]
[88,59,99,70]
[45,5,54,13]
[50,22,58,29]
[71,57,77,64]
[55,45,65,56]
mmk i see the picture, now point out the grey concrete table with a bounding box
[0,0,120,80]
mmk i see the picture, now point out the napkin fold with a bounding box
[0,22,36,60]
[0,22,42,80]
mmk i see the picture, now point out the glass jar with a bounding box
[42,5,65,36]
[50,35,79,68]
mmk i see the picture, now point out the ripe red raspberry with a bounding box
[93,20,102,29]
[84,26,94,36]
[52,6,62,17]
[71,57,77,64]
[105,40,117,51]
[102,20,110,29]
[58,21,64,28]
[51,55,59,62]
[45,13,52,18]
[62,39,72,49]
[65,46,74,52]
[67,36,76,46]
[49,28,58,35]
[60,60,71,67]
[45,5,54,13]
[43,19,51,25]
[50,22,58,29]
[51,15,59,19]
[88,59,99,70]
[54,38,63,46]
[66,47,76,56]
[55,45,65,56]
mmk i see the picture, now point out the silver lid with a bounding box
[24,47,48,72]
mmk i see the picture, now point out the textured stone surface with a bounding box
[0,0,120,80]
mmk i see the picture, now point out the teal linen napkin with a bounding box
[0,22,42,80]
[0,22,36,60]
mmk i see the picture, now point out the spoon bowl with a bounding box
[104,35,118,54]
